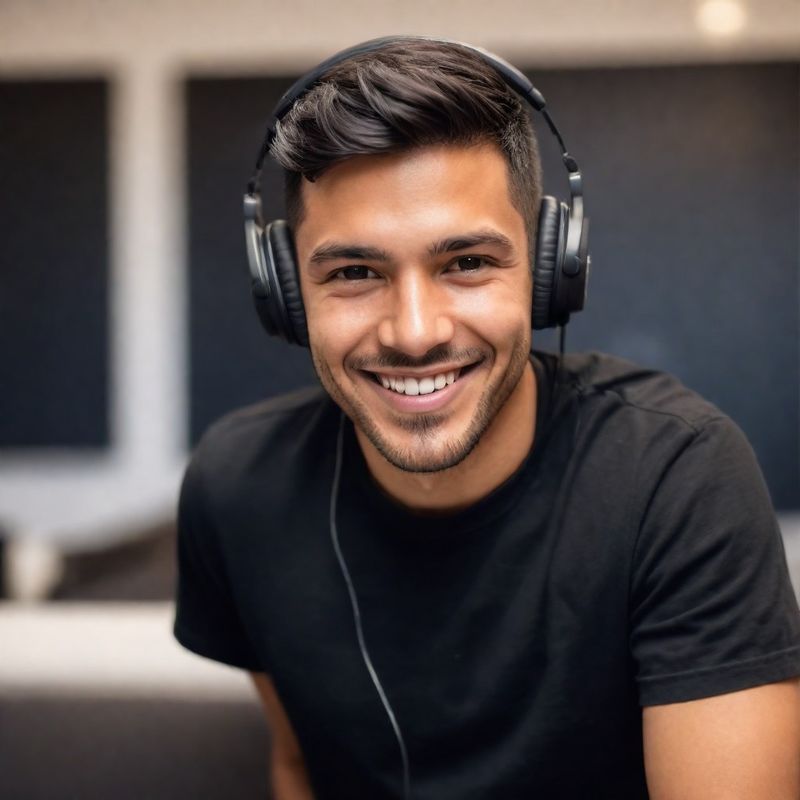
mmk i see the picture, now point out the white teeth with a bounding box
[378,369,462,396]
[418,377,435,395]
[404,377,420,396]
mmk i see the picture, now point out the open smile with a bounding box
[360,361,482,412]
[376,368,457,395]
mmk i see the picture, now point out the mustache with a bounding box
[348,344,486,371]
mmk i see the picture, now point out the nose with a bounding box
[377,271,455,357]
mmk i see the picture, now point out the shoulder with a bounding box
[537,350,761,504]
[560,350,725,434]
[198,384,332,452]
[184,385,338,506]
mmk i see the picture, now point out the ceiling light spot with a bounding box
[696,0,747,37]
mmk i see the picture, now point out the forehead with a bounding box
[294,143,525,257]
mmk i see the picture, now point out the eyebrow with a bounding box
[307,228,516,266]
[427,229,516,257]
[309,243,391,264]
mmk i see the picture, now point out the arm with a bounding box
[250,671,316,800]
[643,678,800,799]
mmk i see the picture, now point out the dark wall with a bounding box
[0,79,110,448]
[187,76,318,445]
[187,62,799,509]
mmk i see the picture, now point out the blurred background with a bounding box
[1,0,799,797]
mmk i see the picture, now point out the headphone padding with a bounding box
[268,221,309,346]
[533,195,560,330]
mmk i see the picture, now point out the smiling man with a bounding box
[299,143,536,509]
[174,38,800,800]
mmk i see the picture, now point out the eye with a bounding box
[458,256,482,271]
[333,265,379,281]
[448,255,489,273]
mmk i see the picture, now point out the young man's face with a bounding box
[294,142,533,473]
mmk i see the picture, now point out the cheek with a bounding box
[305,295,376,362]
[456,282,532,339]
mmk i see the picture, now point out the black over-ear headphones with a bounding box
[243,35,591,347]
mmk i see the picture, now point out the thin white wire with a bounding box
[329,412,412,800]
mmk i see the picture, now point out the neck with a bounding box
[357,360,537,514]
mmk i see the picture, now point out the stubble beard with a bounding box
[311,328,531,474]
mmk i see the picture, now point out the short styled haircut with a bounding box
[270,39,543,263]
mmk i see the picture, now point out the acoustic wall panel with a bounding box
[0,79,110,448]
[187,77,317,447]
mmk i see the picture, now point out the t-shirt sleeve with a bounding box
[173,454,263,671]
[630,415,800,706]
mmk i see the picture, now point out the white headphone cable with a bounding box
[329,411,412,800]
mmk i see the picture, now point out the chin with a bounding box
[359,412,486,474]
[312,332,531,475]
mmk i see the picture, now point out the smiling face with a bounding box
[295,142,534,474]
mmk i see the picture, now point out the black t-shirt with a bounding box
[174,351,800,799]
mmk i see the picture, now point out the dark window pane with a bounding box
[0,79,110,448]
[187,77,317,447]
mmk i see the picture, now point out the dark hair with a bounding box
[270,40,542,263]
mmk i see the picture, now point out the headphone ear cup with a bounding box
[267,221,309,347]
[532,195,565,330]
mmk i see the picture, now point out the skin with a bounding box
[251,672,314,799]
[643,679,800,799]
[251,141,800,799]
[294,142,537,513]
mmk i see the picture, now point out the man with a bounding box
[174,38,800,799]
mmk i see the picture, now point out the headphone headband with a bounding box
[247,36,579,197]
